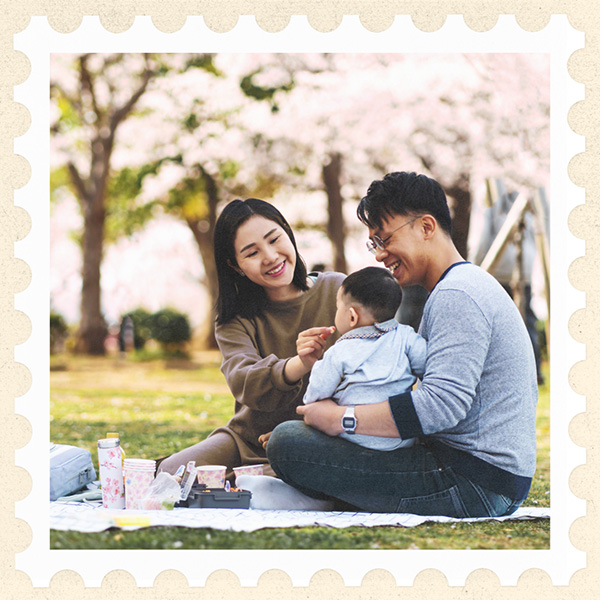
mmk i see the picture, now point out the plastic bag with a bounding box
[141,472,181,510]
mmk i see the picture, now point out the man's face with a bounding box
[367,214,424,288]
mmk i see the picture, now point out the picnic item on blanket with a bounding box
[177,483,252,509]
[178,460,198,501]
[233,463,264,483]
[56,488,103,503]
[236,474,335,511]
[106,432,126,464]
[140,472,181,510]
[197,465,227,488]
[97,438,125,509]
[50,443,97,501]
[124,458,156,509]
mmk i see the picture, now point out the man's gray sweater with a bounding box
[389,262,538,500]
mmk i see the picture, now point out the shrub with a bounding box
[147,308,191,354]
[50,312,69,354]
[121,308,153,350]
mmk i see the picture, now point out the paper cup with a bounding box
[124,459,156,510]
[233,464,264,484]
[197,465,227,488]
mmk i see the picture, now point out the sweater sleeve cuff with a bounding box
[389,391,424,438]
[271,358,303,391]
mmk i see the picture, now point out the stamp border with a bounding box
[2,1,597,597]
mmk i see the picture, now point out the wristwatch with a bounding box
[341,406,358,434]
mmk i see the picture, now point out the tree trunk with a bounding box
[186,168,220,349]
[75,197,107,354]
[322,152,347,274]
[445,178,471,260]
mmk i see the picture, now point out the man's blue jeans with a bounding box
[267,421,523,517]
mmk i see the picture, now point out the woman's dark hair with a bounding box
[357,171,452,236]
[214,198,309,324]
[341,267,402,323]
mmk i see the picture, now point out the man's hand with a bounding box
[296,400,344,436]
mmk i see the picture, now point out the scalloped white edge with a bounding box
[12,13,585,588]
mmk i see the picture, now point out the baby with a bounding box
[304,266,427,450]
[238,267,428,511]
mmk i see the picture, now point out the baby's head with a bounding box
[335,267,402,335]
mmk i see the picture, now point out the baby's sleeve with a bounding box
[303,347,344,404]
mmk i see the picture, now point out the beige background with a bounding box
[2,1,597,597]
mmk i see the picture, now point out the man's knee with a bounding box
[268,420,306,463]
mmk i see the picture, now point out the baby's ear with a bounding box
[349,306,359,326]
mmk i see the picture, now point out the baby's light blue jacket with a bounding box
[304,318,427,450]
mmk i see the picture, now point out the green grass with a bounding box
[50,352,550,550]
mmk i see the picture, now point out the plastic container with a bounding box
[179,461,197,501]
[124,458,156,510]
[97,438,125,509]
[178,485,252,509]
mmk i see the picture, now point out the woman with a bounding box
[157,198,344,481]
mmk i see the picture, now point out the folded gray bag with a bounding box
[50,443,96,501]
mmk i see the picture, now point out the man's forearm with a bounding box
[297,399,401,438]
[354,402,401,437]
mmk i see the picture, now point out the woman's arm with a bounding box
[217,319,299,412]
[216,320,335,412]
[284,326,336,384]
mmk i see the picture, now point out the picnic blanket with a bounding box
[50,501,550,532]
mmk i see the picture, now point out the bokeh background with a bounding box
[49,52,550,357]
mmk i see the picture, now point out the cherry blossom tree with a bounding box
[51,54,158,354]
[51,52,549,352]
[51,53,222,353]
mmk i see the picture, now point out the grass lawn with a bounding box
[50,351,550,550]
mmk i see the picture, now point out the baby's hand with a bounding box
[258,431,272,449]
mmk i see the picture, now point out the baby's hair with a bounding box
[341,267,402,323]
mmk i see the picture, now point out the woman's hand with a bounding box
[296,400,344,437]
[296,326,336,370]
[258,431,272,449]
[283,326,336,384]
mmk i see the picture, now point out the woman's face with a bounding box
[232,215,299,301]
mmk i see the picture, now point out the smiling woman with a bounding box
[230,216,300,302]
[156,198,345,482]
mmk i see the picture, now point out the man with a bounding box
[267,171,538,517]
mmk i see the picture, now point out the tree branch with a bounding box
[67,161,89,203]
[109,57,154,133]
[79,54,101,119]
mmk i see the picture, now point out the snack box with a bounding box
[177,484,252,509]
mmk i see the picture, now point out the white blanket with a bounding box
[49,501,550,533]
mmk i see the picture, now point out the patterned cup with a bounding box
[124,459,156,510]
[233,464,264,485]
[197,465,227,488]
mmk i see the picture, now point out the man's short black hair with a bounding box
[357,171,452,236]
[341,267,402,323]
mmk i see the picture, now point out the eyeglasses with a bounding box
[366,217,419,255]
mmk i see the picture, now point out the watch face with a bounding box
[342,416,356,430]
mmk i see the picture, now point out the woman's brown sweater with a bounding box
[215,271,345,447]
